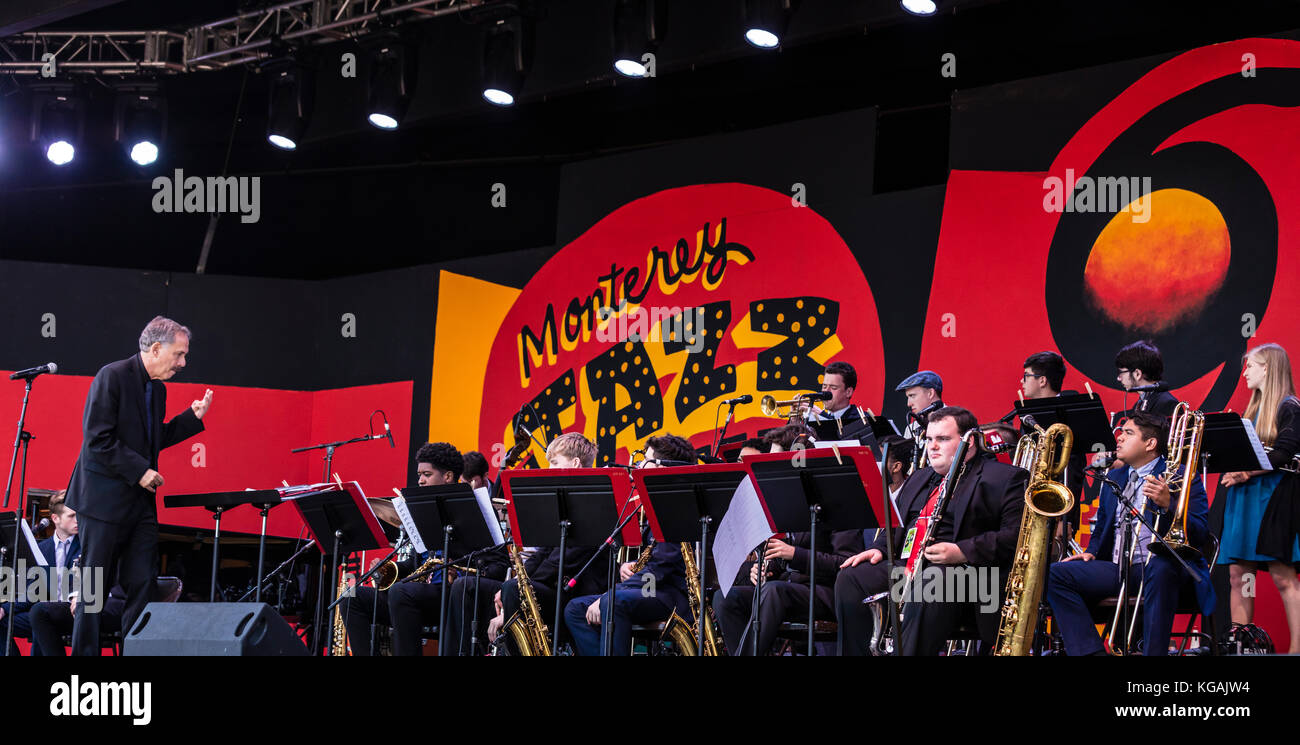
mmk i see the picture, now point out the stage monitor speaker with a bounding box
[123,602,310,656]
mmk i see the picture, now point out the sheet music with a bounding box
[473,486,506,545]
[811,439,860,449]
[1241,419,1274,471]
[20,519,46,566]
[391,496,428,554]
[712,475,774,598]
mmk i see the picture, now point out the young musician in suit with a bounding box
[1046,412,1214,655]
[896,370,944,443]
[462,450,490,491]
[1113,340,1179,422]
[1218,343,1300,652]
[713,529,864,656]
[1021,350,1085,534]
[837,406,1027,655]
[563,434,695,656]
[343,442,467,656]
[806,361,856,421]
[491,433,606,652]
[65,316,211,656]
[1,491,80,655]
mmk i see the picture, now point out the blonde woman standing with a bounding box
[1219,343,1300,652]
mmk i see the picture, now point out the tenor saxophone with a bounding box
[994,422,1074,656]
[662,543,724,655]
[501,543,552,656]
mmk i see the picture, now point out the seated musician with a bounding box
[1021,350,1086,533]
[488,432,607,653]
[806,361,857,421]
[1045,412,1214,656]
[1113,340,1179,423]
[562,434,695,656]
[343,441,466,656]
[896,370,944,442]
[1,491,79,655]
[836,406,1026,655]
[736,437,766,460]
[27,585,128,657]
[712,527,864,656]
[462,450,491,491]
[762,423,814,453]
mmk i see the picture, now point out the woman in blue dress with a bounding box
[1219,343,1300,653]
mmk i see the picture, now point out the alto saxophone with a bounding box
[662,542,723,655]
[994,421,1074,656]
[501,543,552,656]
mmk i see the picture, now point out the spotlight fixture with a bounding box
[901,0,939,16]
[743,0,793,50]
[481,18,533,106]
[612,0,667,78]
[30,87,84,167]
[266,59,315,150]
[114,87,166,166]
[366,37,418,130]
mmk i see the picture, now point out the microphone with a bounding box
[9,362,56,381]
[1020,414,1039,430]
[910,400,943,424]
[1128,383,1168,393]
[646,458,695,467]
[800,391,833,402]
[383,419,394,449]
[32,517,50,532]
[723,394,753,405]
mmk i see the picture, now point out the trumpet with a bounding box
[1263,446,1300,473]
[759,392,830,421]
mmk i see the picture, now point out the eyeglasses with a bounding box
[1116,368,1132,376]
[1020,373,1043,382]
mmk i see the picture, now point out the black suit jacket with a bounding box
[524,545,606,596]
[64,354,205,523]
[872,457,1027,570]
[778,529,865,585]
[38,534,81,568]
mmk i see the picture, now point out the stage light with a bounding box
[743,0,792,50]
[366,38,418,130]
[901,0,938,15]
[46,140,74,166]
[266,60,314,150]
[115,88,166,167]
[30,89,83,167]
[482,18,533,106]
[612,0,667,78]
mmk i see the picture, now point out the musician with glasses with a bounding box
[563,434,694,656]
[1113,340,1179,423]
[836,406,1026,655]
[1021,350,1086,532]
[1045,412,1213,655]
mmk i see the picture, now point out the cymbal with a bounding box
[366,497,402,529]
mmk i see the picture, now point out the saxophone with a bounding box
[662,543,723,655]
[994,421,1074,656]
[331,565,352,656]
[501,543,552,656]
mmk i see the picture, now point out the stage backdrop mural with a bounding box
[430,37,1300,650]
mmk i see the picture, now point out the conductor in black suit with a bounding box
[65,316,212,656]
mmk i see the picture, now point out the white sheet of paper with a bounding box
[391,496,428,555]
[711,475,774,598]
[473,486,506,546]
[811,438,860,449]
[1242,419,1274,471]
[20,519,47,566]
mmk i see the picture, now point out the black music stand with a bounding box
[1014,392,1117,454]
[165,488,284,603]
[0,511,45,655]
[504,469,629,655]
[289,482,387,655]
[396,483,501,656]
[745,447,884,654]
[1200,413,1274,474]
[634,463,751,654]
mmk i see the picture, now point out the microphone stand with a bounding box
[712,400,741,461]
[564,500,641,656]
[237,538,318,602]
[3,376,37,656]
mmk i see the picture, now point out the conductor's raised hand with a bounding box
[192,388,214,419]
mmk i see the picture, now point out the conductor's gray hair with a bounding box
[138,316,191,352]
